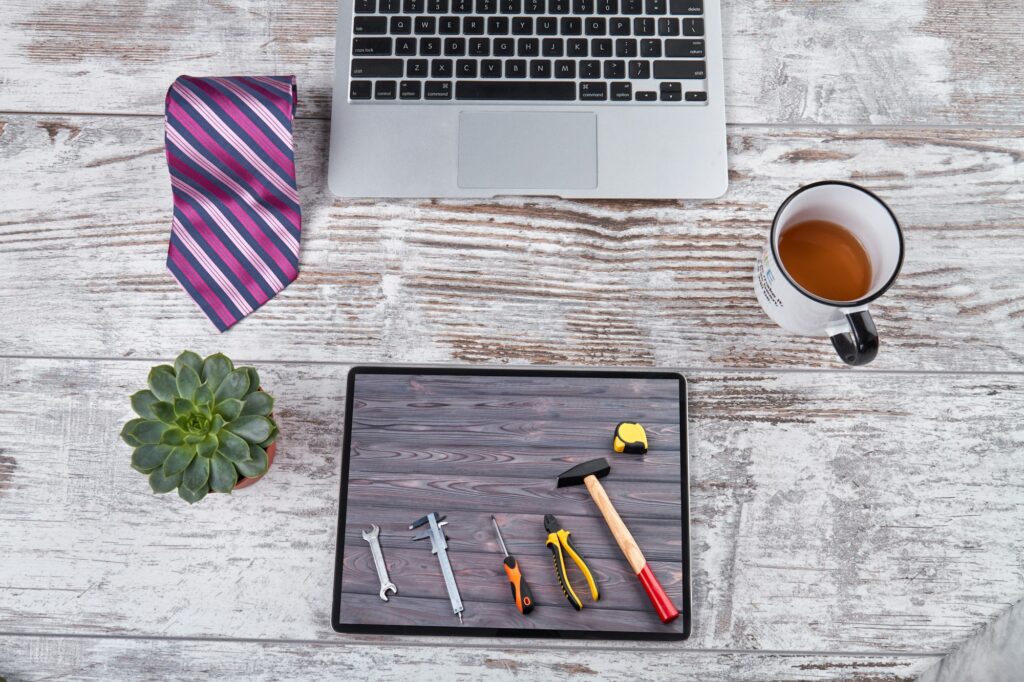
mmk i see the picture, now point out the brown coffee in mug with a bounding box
[778,220,873,303]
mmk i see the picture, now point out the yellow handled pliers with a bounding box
[544,514,599,610]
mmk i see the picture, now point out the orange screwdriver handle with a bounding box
[503,556,535,615]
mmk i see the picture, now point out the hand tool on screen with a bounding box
[613,422,648,454]
[556,458,680,624]
[491,516,535,615]
[361,524,397,602]
[543,514,599,610]
[410,512,464,624]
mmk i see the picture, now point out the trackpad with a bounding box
[457,111,598,190]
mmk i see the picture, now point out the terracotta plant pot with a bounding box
[233,388,276,490]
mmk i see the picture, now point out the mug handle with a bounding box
[829,310,879,366]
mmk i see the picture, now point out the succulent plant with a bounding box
[121,351,278,503]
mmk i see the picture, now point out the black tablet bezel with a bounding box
[331,365,691,641]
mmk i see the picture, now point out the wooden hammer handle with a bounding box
[584,474,680,624]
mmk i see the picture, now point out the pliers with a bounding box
[544,514,599,610]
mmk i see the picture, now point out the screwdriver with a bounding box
[491,515,535,615]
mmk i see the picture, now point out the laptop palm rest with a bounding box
[457,111,598,190]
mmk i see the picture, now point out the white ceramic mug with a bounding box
[754,181,904,366]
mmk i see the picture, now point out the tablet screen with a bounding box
[332,367,690,640]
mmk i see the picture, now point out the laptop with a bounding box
[328,0,728,199]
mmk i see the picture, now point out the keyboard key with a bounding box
[610,17,630,35]
[531,59,551,78]
[653,59,705,78]
[550,0,571,13]
[353,17,388,34]
[611,82,632,101]
[660,89,682,101]
[512,17,533,34]
[350,80,372,99]
[390,16,413,34]
[355,0,376,13]
[494,37,516,55]
[470,37,491,54]
[597,0,618,14]
[401,80,423,99]
[457,58,478,77]
[415,16,436,33]
[580,81,608,100]
[481,59,503,77]
[561,17,583,34]
[658,17,679,35]
[665,38,703,57]
[580,59,600,77]
[429,0,449,11]
[464,16,485,33]
[659,82,681,93]
[431,59,453,76]
[502,0,522,11]
[585,17,606,35]
[419,37,441,54]
[622,0,643,13]
[505,59,528,77]
[542,38,564,56]
[685,90,707,101]
[616,38,637,57]
[456,80,576,99]
[404,0,424,11]
[477,0,497,11]
[591,38,612,56]
[628,59,650,78]
[640,38,662,56]
[425,81,453,99]
[445,37,467,54]
[568,38,589,56]
[407,59,429,76]
[518,37,539,55]
[646,0,666,14]
[670,0,702,13]
[380,0,400,11]
[351,58,404,77]
[525,0,544,11]
[634,17,655,35]
[683,17,704,35]
[374,80,397,99]
[636,90,657,101]
[574,0,595,12]
[604,59,625,79]
[555,59,576,77]
[353,37,393,55]
[452,0,472,10]
[439,16,460,33]
[537,17,557,34]
[488,16,509,33]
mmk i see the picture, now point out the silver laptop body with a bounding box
[328,0,727,199]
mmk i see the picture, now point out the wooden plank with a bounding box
[1,0,1023,125]
[1,114,1022,371]
[0,357,1021,654]
[0,636,941,681]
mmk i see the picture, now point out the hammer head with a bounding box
[557,458,611,488]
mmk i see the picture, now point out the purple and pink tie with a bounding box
[164,75,301,332]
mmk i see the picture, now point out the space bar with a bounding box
[456,81,576,101]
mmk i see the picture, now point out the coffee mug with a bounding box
[754,181,904,366]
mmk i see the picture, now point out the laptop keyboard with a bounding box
[348,0,709,103]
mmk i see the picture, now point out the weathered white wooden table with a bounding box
[1,1,1022,679]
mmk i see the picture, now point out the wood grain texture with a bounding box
[1,114,1021,370]
[0,636,941,681]
[0,357,1021,655]
[1,0,1023,125]
[338,372,685,633]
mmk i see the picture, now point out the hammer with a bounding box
[557,458,680,624]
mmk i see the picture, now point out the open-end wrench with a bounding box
[361,524,397,602]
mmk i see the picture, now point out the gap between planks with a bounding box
[0,630,946,658]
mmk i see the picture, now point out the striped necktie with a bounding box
[164,75,301,332]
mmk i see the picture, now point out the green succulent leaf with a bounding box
[163,445,196,476]
[183,453,210,491]
[215,369,250,402]
[178,484,208,504]
[184,433,203,445]
[259,424,279,449]
[226,415,273,443]
[236,444,270,479]
[149,401,176,424]
[214,398,244,422]
[161,427,186,446]
[121,418,146,446]
[148,366,178,402]
[209,453,238,493]
[173,398,193,417]
[197,433,218,458]
[130,390,161,420]
[202,354,233,391]
[174,350,204,377]
[176,365,200,401]
[148,468,183,494]
[132,420,170,444]
[241,391,274,416]
[210,414,226,434]
[195,383,214,407]
[131,443,173,473]
[217,430,250,462]
[243,367,261,392]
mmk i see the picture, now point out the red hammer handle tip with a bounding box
[637,564,680,624]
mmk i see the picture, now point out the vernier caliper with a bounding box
[410,512,464,624]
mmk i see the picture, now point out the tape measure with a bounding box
[613,422,648,455]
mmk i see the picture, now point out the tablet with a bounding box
[331,366,691,641]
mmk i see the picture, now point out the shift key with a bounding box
[653,60,706,79]
[351,59,404,77]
